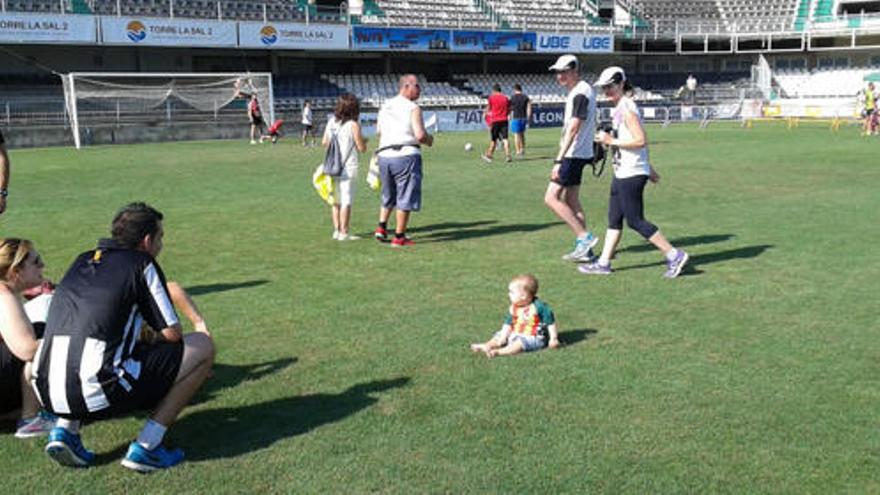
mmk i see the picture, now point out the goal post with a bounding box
[60,72,274,149]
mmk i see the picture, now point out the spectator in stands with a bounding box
[545,54,599,263]
[323,94,367,241]
[0,128,8,215]
[686,74,698,104]
[482,84,511,163]
[34,203,215,472]
[0,238,57,438]
[302,101,316,147]
[374,74,433,247]
[248,94,265,145]
[579,67,689,279]
[509,84,532,157]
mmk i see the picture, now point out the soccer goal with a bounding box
[61,72,274,149]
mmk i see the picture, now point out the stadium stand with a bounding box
[774,65,880,97]
[479,0,596,31]
[322,73,483,106]
[627,0,800,33]
[357,0,498,29]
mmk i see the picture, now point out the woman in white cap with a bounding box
[578,66,689,278]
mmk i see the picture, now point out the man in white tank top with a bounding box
[374,74,434,247]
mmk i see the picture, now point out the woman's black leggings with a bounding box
[607,175,659,239]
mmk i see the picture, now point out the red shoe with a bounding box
[390,236,414,247]
[374,227,388,241]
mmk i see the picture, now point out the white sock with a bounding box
[56,418,80,434]
[137,419,168,451]
[665,248,679,261]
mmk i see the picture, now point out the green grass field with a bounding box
[1,123,879,493]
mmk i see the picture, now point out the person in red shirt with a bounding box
[482,84,512,163]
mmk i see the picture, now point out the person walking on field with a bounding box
[482,84,511,163]
[545,54,599,263]
[579,67,689,279]
[509,84,532,157]
[248,94,265,145]
[374,74,433,247]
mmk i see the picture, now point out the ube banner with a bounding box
[352,26,450,51]
[0,13,96,44]
[451,30,536,53]
[101,17,237,47]
[530,107,564,128]
[536,32,614,53]
[240,22,348,50]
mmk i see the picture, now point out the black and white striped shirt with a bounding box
[33,239,179,417]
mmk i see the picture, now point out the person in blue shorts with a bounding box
[470,274,560,358]
[509,84,532,157]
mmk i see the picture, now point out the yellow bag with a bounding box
[312,164,335,205]
[366,154,381,191]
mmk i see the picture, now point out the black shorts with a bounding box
[490,121,509,141]
[87,341,183,420]
[0,340,25,414]
[251,115,264,127]
[553,158,592,187]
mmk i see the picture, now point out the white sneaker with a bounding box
[250,140,257,145]
[338,233,361,241]
[332,231,340,240]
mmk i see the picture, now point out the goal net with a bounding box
[61,72,274,149]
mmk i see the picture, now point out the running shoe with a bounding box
[577,262,612,275]
[481,154,493,163]
[561,233,599,262]
[121,441,185,473]
[390,237,415,247]
[664,250,690,279]
[505,155,512,163]
[338,233,360,241]
[374,227,388,241]
[45,427,95,468]
[15,410,57,439]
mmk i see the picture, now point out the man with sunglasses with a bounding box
[374,74,433,247]
[0,127,9,215]
[33,202,215,472]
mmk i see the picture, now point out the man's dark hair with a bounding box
[111,202,164,249]
[492,83,502,92]
[513,83,522,91]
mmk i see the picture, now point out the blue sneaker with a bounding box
[578,261,612,275]
[664,250,690,279]
[46,427,95,468]
[15,410,57,439]
[562,233,599,262]
[121,441,185,473]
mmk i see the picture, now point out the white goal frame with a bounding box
[61,72,275,149]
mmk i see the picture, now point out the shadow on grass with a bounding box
[420,221,562,243]
[174,377,411,461]
[193,357,298,405]
[618,233,735,254]
[614,244,773,274]
[408,220,497,233]
[559,328,598,347]
[185,279,269,296]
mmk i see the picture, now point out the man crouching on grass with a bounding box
[33,202,215,472]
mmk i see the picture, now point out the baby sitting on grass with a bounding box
[470,274,559,358]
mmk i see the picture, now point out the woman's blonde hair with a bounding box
[510,274,539,298]
[0,238,35,282]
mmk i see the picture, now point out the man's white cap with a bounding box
[548,54,579,72]
[595,66,626,86]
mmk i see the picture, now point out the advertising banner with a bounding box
[0,13,96,44]
[535,32,614,53]
[530,106,564,128]
[100,17,237,47]
[451,30,536,53]
[239,22,348,50]
[352,26,450,51]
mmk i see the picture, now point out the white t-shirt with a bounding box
[323,118,359,174]
[611,97,651,179]
[377,95,421,158]
[686,76,697,91]
[302,106,313,126]
[561,80,597,159]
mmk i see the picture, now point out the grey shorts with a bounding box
[493,330,546,352]
[379,154,422,211]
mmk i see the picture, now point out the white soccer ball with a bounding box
[464,142,473,151]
